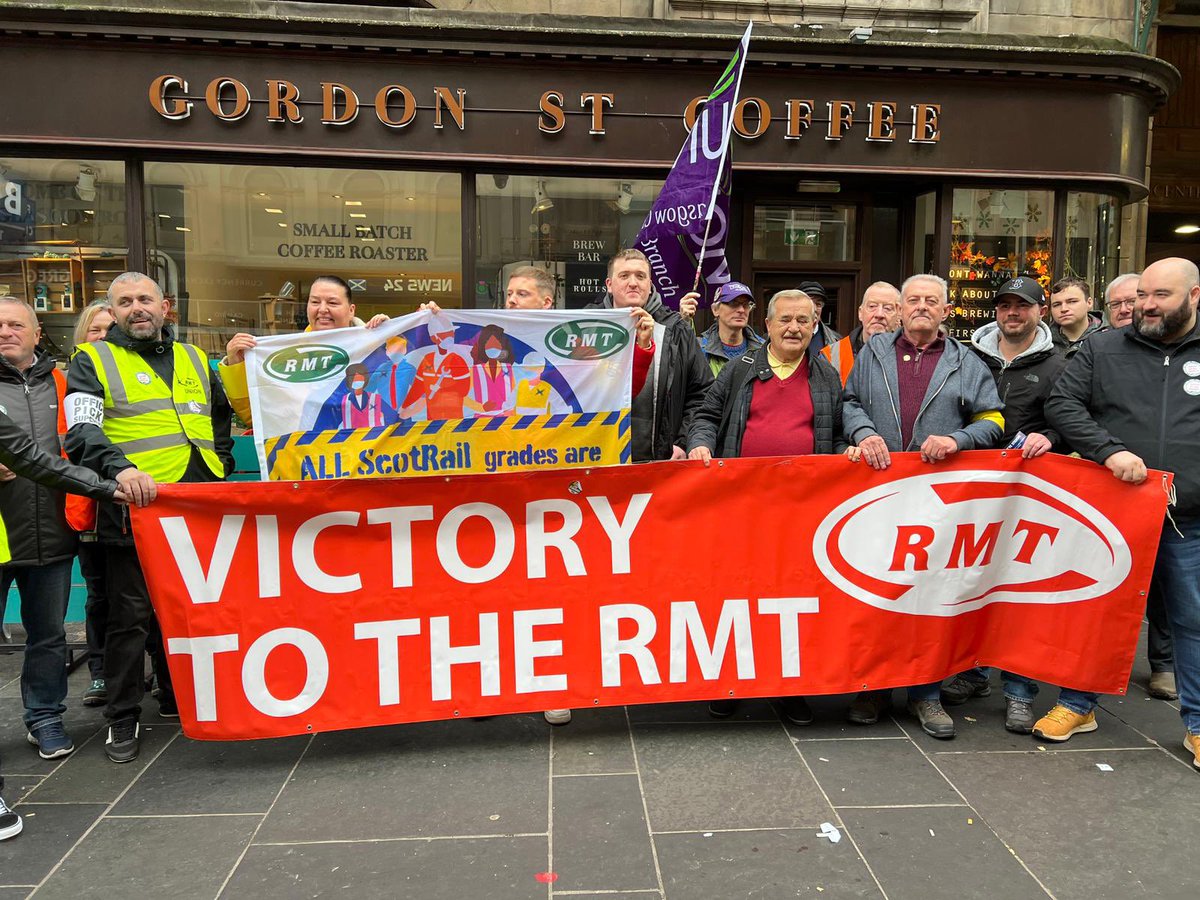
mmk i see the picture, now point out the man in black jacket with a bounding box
[941,277,1068,733]
[688,289,848,726]
[590,250,712,461]
[0,405,128,842]
[0,298,85,760]
[1044,257,1200,764]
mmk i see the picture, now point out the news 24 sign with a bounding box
[132,452,1170,740]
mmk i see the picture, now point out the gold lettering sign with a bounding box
[538,91,566,134]
[733,97,770,139]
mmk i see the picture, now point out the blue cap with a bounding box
[712,281,753,307]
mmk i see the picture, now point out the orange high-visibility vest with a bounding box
[821,335,855,387]
[52,367,97,532]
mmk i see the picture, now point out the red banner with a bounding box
[132,451,1171,740]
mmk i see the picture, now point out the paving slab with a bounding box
[34,814,258,900]
[1099,693,1194,767]
[0,775,40,804]
[633,724,830,833]
[112,734,309,816]
[257,716,549,843]
[551,773,657,893]
[224,835,548,899]
[0,803,106,886]
[841,806,1048,900]
[0,888,32,900]
[551,706,635,776]
[22,722,179,804]
[799,739,961,808]
[937,748,1200,900]
[627,699,778,725]
[656,828,882,899]
[0,699,107,776]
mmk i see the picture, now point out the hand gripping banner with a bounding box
[244,308,634,481]
[132,452,1171,740]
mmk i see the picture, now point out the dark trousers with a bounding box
[102,544,172,723]
[1,559,74,731]
[1147,580,1175,674]
[79,541,109,680]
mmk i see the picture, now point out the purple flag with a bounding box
[635,22,752,308]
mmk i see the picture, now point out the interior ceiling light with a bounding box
[531,180,554,215]
[349,213,367,218]
[1175,224,1200,235]
[75,166,98,202]
[344,200,363,207]
[264,207,284,214]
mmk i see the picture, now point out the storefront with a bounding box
[0,9,1177,356]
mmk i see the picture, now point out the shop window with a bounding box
[143,162,461,357]
[0,157,127,359]
[753,204,857,262]
[948,188,1055,340]
[913,192,936,276]
[474,175,663,309]
[1064,192,1120,304]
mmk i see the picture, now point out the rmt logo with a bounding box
[813,471,1131,617]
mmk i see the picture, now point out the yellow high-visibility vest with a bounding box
[0,515,9,564]
[75,341,223,484]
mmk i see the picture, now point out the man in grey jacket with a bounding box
[0,298,83,761]
[842,273,1005,739]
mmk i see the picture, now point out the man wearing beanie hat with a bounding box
[795,280,842,354]
[697,281,765,378]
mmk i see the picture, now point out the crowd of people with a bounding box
[0,251,1196,844]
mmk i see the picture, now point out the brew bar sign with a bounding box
[148,75,943,144]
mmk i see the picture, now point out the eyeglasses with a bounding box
[721,299,755,311]
[1106,299,1135,311]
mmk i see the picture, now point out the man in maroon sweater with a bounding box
[687,289,849,725]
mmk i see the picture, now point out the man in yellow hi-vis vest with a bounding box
[65,272,233,765]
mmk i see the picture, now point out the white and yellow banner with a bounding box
[245,309,634,481]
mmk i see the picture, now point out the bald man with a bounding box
[1045,257,1200,765]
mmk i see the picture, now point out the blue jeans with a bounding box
[1,558,73,731]
[1153,515,1200,733]
[959,667,1040,702]
[908,681,942,703]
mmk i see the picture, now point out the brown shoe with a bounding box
[1032,705,1098,743]
[1185,732,1200,771]
[1149,672,1178,701]
[846,690,889,725]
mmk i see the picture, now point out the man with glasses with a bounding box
[697,281,765,378]
[1049,277,1106,355]
[821,281,901,386]
[1104,273,1139,329]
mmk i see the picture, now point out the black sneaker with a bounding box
[105,718,140,764]
[942,675,991,706]
[1004,698,1035,734]
[780,696,814,726]
[846,690,889,725]
[708,699,739,718]
[82,678,107,707]
[158,694,180,719]
[0,795,22,841]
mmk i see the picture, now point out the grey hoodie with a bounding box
[843,330,1004,452]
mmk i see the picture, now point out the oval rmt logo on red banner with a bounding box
[813,471,1132,617]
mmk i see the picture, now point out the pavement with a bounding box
[0,625,1197,900]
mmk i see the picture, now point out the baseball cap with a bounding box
[796,280,828,301]
[712,281,753,307]
[994,277,1046,306]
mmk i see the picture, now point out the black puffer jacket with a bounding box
[589,291,713,461]
[1046,320,1200,517]
[0,407,117,505]
[687,343,848,457]
[0,350,77,566]
[970,321,1069,449]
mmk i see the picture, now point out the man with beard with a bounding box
[66,272,234,763]
[821,281,901,386]
[939,276,1068,733]
[589,250,712,461]
[1044,258,1200,761]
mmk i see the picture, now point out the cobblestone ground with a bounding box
[1,625,1196,900]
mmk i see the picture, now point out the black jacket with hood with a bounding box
[970,321,1069,449]
[66,323,234,545]
[0,349,78,566]
[589,290,713,461]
